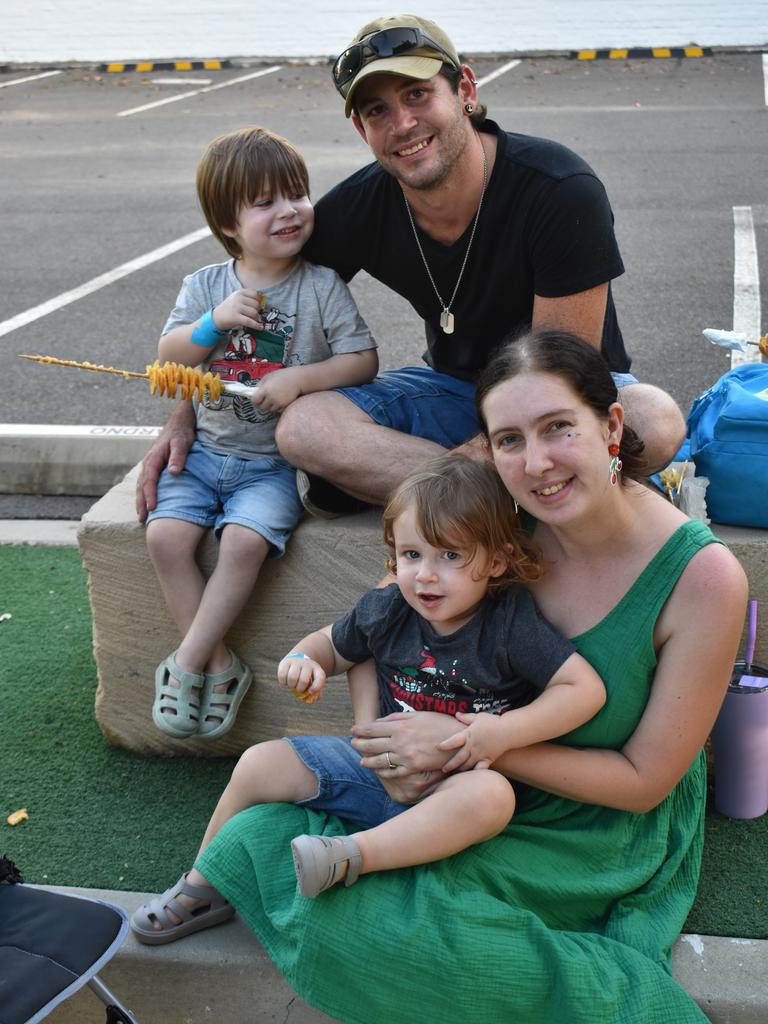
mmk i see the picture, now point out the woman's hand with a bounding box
[351,711,464,780]
[376,769,444,805]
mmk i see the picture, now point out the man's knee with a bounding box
[620,383,686,473]
[276,392,370,464]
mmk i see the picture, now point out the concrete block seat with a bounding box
[78,467,768,758]
[77,466,387,757]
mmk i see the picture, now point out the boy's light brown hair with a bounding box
[195,126,310,259]
[382,453,543,591]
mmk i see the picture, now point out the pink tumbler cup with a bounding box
[710,660,768,819]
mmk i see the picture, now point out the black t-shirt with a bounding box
[304,120,629,377]
[331,584,576,719]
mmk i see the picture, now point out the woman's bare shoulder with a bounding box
[656,537,748,645]
[676,537,748,599]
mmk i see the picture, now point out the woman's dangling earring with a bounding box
[513,497,520,514]
[464,103,474,114]
[608,444,623,486]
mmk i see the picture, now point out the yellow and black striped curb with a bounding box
[99,59,233,73]
[571,46,713,60]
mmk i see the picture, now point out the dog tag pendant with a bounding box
[440,310,455,334]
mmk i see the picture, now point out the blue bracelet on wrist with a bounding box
[191,307,227,347]
[285,653,309,659]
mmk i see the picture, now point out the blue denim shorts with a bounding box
[336,365,638,448]
[286,734,410,829]
[145,440,303,556]
[336,366,479,449]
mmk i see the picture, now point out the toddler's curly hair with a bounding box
[382,453,542,591]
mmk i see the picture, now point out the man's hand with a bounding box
[135,401,196,521]
[213,289,266,331]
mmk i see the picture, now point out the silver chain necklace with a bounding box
[401,143,488,336]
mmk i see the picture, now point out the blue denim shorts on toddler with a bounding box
[145,440,304,556]
[336,365,638,447]
[286,734,411,829]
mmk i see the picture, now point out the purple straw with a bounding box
[745,600,758,671]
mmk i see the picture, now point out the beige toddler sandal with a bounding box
[130,872,235,945]
[152,652,203,738]
[291,834,362,898]
[199,650,253,741]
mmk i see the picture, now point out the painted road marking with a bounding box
[0,69,62,89]
[763,53,768,106]
[574,46,712,60]
[103,59,228,72]
[731,206,762,369]
[116,64,281,116]
[151,77,212,85]
[0,424,161,438]
[476,60,521,87]
[0,227,211,339]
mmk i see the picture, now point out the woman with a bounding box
[197,330,747,1023]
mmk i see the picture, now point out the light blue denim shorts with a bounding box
[146,440,303,556]
[286,734,411,828]
[336,365,638,448]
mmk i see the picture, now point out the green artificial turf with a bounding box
[1,545,765,937]
[0,545,235,892]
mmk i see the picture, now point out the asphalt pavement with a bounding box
[1,48,766,515]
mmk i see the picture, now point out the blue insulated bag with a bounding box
[687,362,768,527]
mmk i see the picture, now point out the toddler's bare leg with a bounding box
[164,740,316,925]
[176,524,270,675]
[351,770,516,876]
[147,518,208,636]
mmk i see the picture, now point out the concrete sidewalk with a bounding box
[38,885,768,1024]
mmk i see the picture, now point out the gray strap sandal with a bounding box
[152,652,203,738]
[130,872,235,944]
[290,834,362,898]
[199,650,253,741]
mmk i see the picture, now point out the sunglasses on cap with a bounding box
[332,27,458,98]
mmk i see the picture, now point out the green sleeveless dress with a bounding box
[198,520,717,1023]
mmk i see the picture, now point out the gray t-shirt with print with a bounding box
[163,258,376,458]
[332,583,576,719]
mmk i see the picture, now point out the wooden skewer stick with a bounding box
[19,354,149,379]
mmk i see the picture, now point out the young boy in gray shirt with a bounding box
[146,126,377,743]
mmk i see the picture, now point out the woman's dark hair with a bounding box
[475,329,647,480]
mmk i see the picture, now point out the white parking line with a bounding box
[150,77,212,86]
[476,60,521,88]
[0,226,211,339]
[731,206,761,368]
[763,53,768,106]
[0,69,62,89]
[117,65,282,117]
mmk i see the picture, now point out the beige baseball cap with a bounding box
[334,14,461,117]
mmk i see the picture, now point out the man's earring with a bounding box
[464,103,474,114]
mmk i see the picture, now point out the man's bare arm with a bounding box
[532,283,609,348]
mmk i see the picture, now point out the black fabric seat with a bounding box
[0,875,139,1024]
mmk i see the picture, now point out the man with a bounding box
[137,14,684,520]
